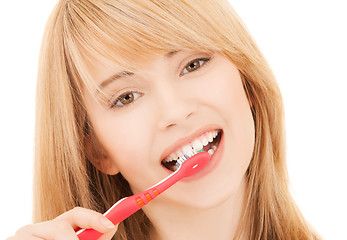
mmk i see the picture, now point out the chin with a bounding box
[166,175,246,210]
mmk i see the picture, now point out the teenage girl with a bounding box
[8,0,320,239]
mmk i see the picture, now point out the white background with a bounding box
[1,1,346,239]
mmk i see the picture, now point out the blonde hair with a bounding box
[35,0,320,239]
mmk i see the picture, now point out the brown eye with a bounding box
[182,58,211,75]
[120,93,134,105]
[111,92,141,108]
[186,60,201,72]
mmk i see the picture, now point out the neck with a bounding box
[144,177,247,240]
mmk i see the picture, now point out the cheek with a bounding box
[90,108,153,178]
[199,64,254,192]
[219,70,254,168]
[201,62,254,137]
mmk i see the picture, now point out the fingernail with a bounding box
[100,217,115,229]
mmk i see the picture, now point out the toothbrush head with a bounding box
[176,150,210,178]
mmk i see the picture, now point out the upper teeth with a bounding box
[163,130,220,163]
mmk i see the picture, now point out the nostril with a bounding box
[166,123,176,128]
[165,111,192,129]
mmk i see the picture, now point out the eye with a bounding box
[111,92,141,108]
[181,58,211,75]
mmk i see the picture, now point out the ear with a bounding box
[85,132,119,175]
[90,150,120,175]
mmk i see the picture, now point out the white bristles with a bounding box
[176,149,197,166]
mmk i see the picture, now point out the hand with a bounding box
[7,207,118,240]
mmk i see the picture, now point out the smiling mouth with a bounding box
[161,129,223,171]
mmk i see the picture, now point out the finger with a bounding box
[7,236,43,240]
[45,221,79,240]
[15,221,78,240]
[98,227,118,240]
[55,207,116,233]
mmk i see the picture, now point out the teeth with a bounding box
[166,156,173,162]
[201,135,209,146]
[208,149,214,156]
[162,130,220,163]
[208,132,213,142]
[192,139,203,152]
[172,165,178,171]
[177,150,184,159]
[169,152,178,161]
[182,145,193,156]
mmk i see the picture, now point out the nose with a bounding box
[155,84,197,130]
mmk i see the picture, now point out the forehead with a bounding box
[81,50,180,86]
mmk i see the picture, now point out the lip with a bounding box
[159,124,222,163]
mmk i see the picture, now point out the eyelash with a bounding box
[109,91,142,109]
[109,57,211,109]
[180,57,211,76]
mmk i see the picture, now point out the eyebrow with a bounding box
[98,51,180,90]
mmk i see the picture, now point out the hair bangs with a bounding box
[60,0,233,99]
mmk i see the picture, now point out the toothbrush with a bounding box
[76,150,210,240]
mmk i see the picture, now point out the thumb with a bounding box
[98,224,119,240]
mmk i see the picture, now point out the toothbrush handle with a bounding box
[76,187,162,240]
[76,151,209,239]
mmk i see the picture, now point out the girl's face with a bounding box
[84,51,254,208]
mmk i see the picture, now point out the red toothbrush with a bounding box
[76,150,210,240]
